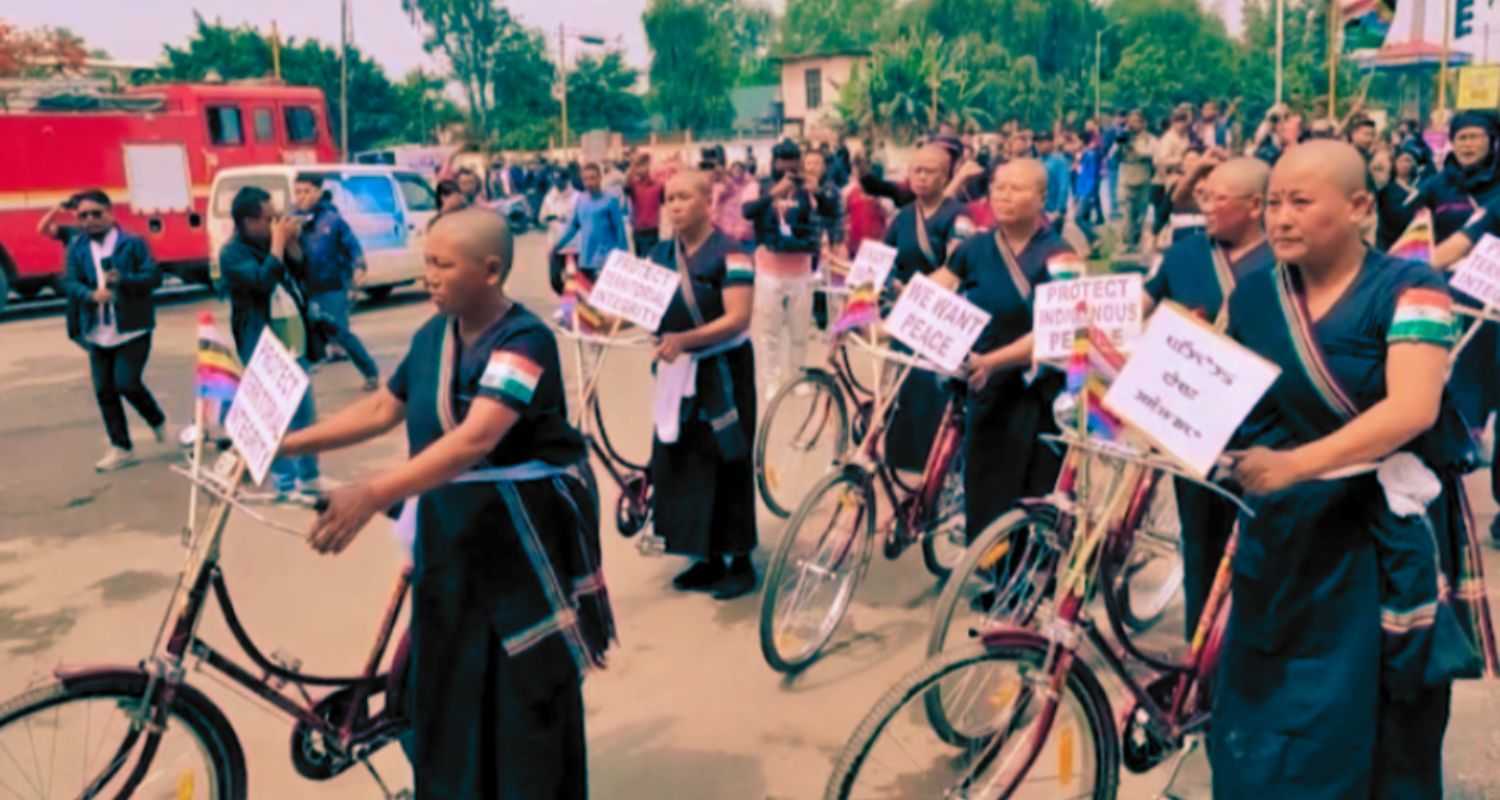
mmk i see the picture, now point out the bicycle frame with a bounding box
[60,452,413,794]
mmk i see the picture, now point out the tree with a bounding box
[392,69,463,144]
[566,51,647,136]
[145,14,404,153]
[1239,0,1364,124]
[403,0,556,145]
[703,0,777,86]
[0,22,87,78]
[643,0,736,131]
[778,0,893,56]
[1103,0,1240,120]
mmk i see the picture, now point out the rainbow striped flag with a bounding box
[195,311,241,423]
[830,282,879,335]
[1389,209,1434,264]
[1065,325,1124,439]
[560,272,606,333]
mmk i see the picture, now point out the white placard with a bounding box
[1033,274,1144,361]
[586,249,680,331]
[1102,302,1281,477]
[1450,234,1500,307]
[224,333,311,486]
[883,274,992,374]
[848,239,898,288]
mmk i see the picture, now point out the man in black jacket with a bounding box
[219,186,322,500]
[741,139,819,399]
[59,189,167,472]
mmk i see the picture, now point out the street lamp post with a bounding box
[1094,25,1115,121]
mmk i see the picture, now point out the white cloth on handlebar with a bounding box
[652,331,751,444]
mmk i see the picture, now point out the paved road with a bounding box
[2,232,1499,798]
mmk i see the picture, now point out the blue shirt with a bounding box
[298,201,364,294]
[1073,147,1102,199]
[1043,152,1072,215]
[554,191,629,271]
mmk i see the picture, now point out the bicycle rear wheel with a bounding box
[759,469,876,673]
[928,505,1068,656]
[0,670,246,799]
[755,370,850,519]
[825,639,1118,800]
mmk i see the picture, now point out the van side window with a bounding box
[284,107,319,144]
[253,108,275,143]
[207,106,244,146]
[340,176,398,215]
[396,173,437,212]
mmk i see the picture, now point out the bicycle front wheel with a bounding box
[0,670,246,799]
[755,371,850,518]
[759,469,876,673]
[825,639,1119,800]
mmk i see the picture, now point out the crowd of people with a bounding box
[44,94,1500,798]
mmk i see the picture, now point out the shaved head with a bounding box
[1265,140,1372,270]
[996,158,1048,196]
[1272,140,1368,197]
[910,145,955,201]
[428,207,513,277]
[1208,157,1270,199]
[666,169,712,201]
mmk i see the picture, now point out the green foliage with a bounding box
[143,13,403,152]
[643,0,737,131]
[566,51,648,136]
[1102,0,1238,118]
[778,0,893,56]
[403,0,558,148]
[1238,0,1363,123]
[391,69,463,145]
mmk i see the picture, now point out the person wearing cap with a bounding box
[1402,110,1500,544]
[741,139,820,399]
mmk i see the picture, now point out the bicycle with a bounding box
[754,334,875,519]
[926,401,1185,664]
[553,319,661,552]
[0,446,415,799]
[758,337,970,673]
[824,430,1259,799]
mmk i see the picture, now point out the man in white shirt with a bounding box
[58,189,167,472]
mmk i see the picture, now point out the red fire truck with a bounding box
[0,82,338,310]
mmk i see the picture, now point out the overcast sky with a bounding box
[11,1,1244,75]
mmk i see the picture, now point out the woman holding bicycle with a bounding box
[930,159,1073,542]
[1218,141,1483,799]
[647,170,760,600]
[280,208,613,799]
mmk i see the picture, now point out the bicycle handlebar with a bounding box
[549,321,657,350]
[843,332,964,379]
[1040,432,1257,518]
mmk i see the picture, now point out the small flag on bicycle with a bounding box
[831,282,879,335]
[561,271,606,333]
[195,311,241,423]
[1389,208,1433,264]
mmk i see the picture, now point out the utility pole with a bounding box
[271,21,281,80]
[559,24,569,150]
[1440,0,1454,110]
[340,0,350,160]
[1328,0,1340,117]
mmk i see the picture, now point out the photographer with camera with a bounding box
[741,139,819,399]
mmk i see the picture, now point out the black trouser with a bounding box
[88,334,166,451]
[633,228,659,258]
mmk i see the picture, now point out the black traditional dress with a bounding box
[947,224,1072,541]
[1144,232,1274,635]
[882,198,974,471]
[1215,252,1489,800]
[648,231,759,559]
[388,304,613,799]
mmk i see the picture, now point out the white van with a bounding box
[208,164,438,301]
